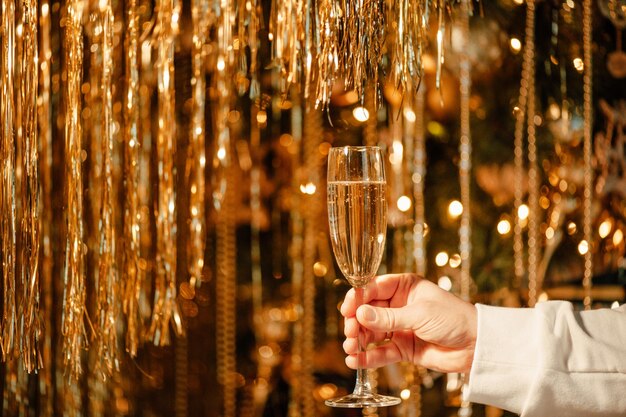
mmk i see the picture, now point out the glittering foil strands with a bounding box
[314,0,340,108]
[123,0,143,357]
[582,0,593,310]
[95,0,119,378]
[19,0,42,373]
[62,0,88,379]
[269,0,306,93]
[38,0,54,413]
[149,0,183,346]
[389,0,426,92]
[212,0,234,212]
[1,0,18,362]
[188,0,210,292]
[342,0,385,99]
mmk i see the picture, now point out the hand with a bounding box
[341,273,477,373]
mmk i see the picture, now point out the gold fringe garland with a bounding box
[582,0,593,310]
[314,0,339,107]
[188,0,210,294]
[150,0,183,346]
[38,0,54,413]
[1,0,17,362]
[123,0,143,357]
[18,0,42,373]
[211,0,234,212]
[269,0,305,93]
[343,0,385,100]
[94,0,119,378]
[62,0,88,379]
[388,0,426,93]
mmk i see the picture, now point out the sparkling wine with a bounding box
[327,181,387,288]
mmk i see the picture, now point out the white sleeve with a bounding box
[465,301,626,417]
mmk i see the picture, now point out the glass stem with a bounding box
[353,286,372,396]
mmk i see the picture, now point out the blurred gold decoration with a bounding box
[150,0,183,345]
[1,0,17,362]
[520,0,539,308]
[216,162,237,417]
[123,0,144,357]
[38,0,54,412]
[175,334,189,417]
[413,87,426,277]
[300,102,322,417]
[94,0,120,378]
[287,97,304,417]
[62,0,88,379]
[595,100,626,199]
[458,0,472,304]
[582,0,593,310]
[458,2,472,415]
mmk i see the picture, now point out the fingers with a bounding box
[340,274,419,316]
[356,304,420,333]
[344,343,404,370]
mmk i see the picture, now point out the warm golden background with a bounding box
[0,0,624,416]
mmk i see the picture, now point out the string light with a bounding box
[582,0,593,310]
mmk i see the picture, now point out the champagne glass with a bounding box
[325,146,401,408]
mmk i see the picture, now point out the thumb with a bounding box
[356,304,418,333]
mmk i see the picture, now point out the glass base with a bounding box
[325,393,402,408]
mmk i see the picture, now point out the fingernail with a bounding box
[359,305,376,322]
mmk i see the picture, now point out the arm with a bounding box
[467,301,626,417]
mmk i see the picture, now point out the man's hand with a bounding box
[341,273,477,373]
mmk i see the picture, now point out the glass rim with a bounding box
[327,145,382,154]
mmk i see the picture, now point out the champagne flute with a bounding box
[325,146,401,408]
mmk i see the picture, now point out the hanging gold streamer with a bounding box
[216,166,237,417]
[188,0,210,293]
[1,0,17,362]
[314,0,340,107]
[523,0,539,308]
[17,0,42,373]
[287,97,304,417]
[458,0,472,304]
[38,0,54,413]
[62,0,88,379]
[211,0,235,212]
[413,86,426,277]
[388,0,426,92]
[149,0,183,346]
[345,0,385,99]
[123,0,143,357]
[301,102,321,417]
[94,0,119,377]
[269,0,305,93]
[582,0,593,310]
